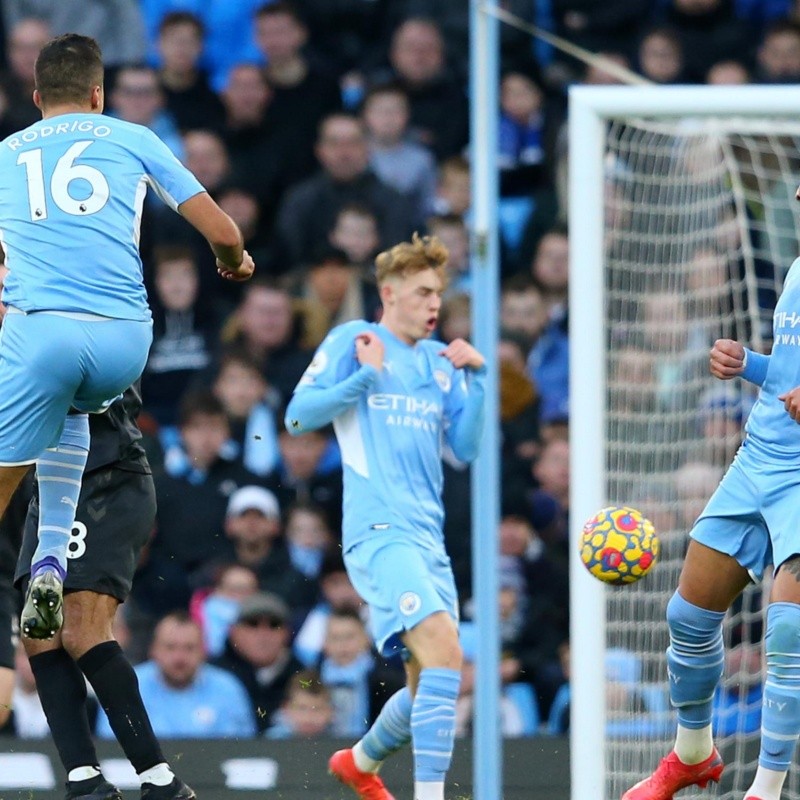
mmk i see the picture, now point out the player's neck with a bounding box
[41,103,98,120]
[380,319,416,346]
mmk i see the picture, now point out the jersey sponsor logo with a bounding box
[399,591,422,616]
[433,369,451,392]
[6,120,112,150]
[368,394,440,415]
[775,311,800,329]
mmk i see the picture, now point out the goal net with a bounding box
[569,87,800,800]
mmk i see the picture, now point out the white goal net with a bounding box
[569,88,800,800]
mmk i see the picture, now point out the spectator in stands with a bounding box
[0,17,48,130]
[379,17,469,159]
[97,613,255,738]
[671,460,724,533]
[361,81,437,215]
[140,0,263,92]
[756,18,800,82]
[254,2,341,187]
[191,563,259,658]
[213,592,305,733]
[223,280,311,402]
[530,227,568,317]
[3,1,146,67]
[110,65,184,159]
[266,669,335,739]
[328,204,381,272]
[156,11,224,132]
[286,248,381,348]
[432,155,471,218]
[269,425,343,534]
[498,70,546,196]
[529,438,570,550]
[706,58,751,83]
[140,392,257,613]
[294,549,366,668]
[697,386,746,465]
[319,608,376,738]
[637,26,685,84]
[498,514,569,716]
[427,214,472,296]
[657,0,752,83]
[497,333,541,494]
[457,578,542,737]
[275,113,417,266]
[141,245,217,427]
[438,292,472,344]
[284,503,334,582]
[217,185,274,273]
[219,63,282,203]
[500,276,550,354]
[213,349,282,477]
[223,484,314,610]
[183,129,233,196]
[550,0,651,66]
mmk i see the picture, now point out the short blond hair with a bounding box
[375,232,449,286]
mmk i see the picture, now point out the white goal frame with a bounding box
[568,85,800,800]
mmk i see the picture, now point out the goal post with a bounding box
[569,85,800,800]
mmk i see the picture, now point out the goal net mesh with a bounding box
[602,118,800,799]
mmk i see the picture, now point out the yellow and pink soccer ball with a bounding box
[579,506,660,585]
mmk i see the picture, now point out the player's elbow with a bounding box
[452,442,479,464]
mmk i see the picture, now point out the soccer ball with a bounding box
[579,506,659,585]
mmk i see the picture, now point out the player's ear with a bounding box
[379,281,394,307]
[32,89,42,111]
[91,85,103,111]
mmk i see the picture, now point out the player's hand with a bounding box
[709,339,745,380]
[355,331,384,371]
[439,339,485,370]
[779,386,800,423]
[217,250,255,282]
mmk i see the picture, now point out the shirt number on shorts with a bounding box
[68,521,88,560]
[17,141,110,221]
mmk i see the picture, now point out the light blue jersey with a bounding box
[285,320,486,551]
[0,113,204,320]
[740,257,800,462]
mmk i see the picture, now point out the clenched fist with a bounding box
[709,339,745,380]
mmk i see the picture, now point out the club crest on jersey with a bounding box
[399,592,422,616]
[305,351,328,376]
[433,369,451,392]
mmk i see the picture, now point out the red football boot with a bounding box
[328,749,396,800]
[621,748,724,799]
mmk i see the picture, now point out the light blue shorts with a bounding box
[0,309,152,464]
[688,442,800,580]
[344,534,459,658]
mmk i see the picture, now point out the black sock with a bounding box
[77,641,165,773]
[28,649,98,773]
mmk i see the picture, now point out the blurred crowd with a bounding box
[0,0,796,741]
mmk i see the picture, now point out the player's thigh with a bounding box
[345,537,458,659]
[0,312,81,462]
[72,319,152,413]
[688,458,769,605]
[678,540,752,611]
[16,468,156,602]
[762,471,800,596]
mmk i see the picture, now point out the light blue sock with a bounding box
[411,668,460,782]
[31,414,89,577]
[361,687,412,761]
[666,591,725,729]
[760,602,800,771]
